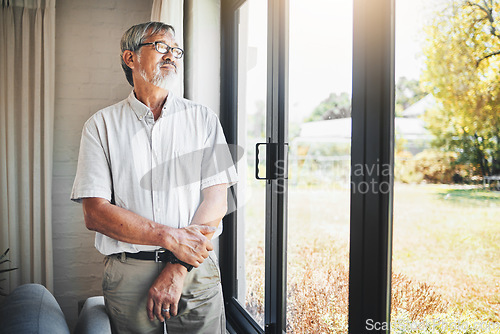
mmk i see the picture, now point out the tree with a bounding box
[307,77,424,122]
[421,0,500,177]
[305,92,351,122]
[395,77,427,116]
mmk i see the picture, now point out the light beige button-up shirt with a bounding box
[71,91,238,255]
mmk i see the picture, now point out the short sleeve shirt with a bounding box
[71,91,238,255]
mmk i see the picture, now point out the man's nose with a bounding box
[162,48,174,60]
[161,54,177,68]
[162,54,175,64]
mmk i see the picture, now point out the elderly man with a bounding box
[71,22,237,334]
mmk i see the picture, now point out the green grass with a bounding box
[393,184,500,322]
[435,187,500,205]
[241,182,500,332]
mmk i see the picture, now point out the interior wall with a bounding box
[53,0,153,328]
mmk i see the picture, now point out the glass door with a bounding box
[220,0,288,332]
[235,0,268,327]
[223,0,398,333]
[223,0,355,333]
[286,1,353,332]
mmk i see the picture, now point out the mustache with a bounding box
[159,60,177,69]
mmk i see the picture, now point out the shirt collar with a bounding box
[127,90,176,120]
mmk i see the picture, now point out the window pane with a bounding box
[236,0,267,327]
[393,1,500,333]
[287,1,352,332]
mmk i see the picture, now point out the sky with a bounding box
[243,0,451,122]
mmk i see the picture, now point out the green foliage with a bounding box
[421,0,500,177]
[305,92,351,122]
[437,188,500,205]
[0,248,17,296]
[395,149,477,184]
[413,149,459,184]
[395,77,427,116]
[307,77,424,121]
[395,151,425,184]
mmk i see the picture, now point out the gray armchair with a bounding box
[0,284,111,334]
[74,296,112,334]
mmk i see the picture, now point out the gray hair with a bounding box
[120,22,175,87]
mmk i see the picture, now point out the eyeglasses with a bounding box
[138,41,184,59]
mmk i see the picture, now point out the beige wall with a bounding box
[53,0,153,329]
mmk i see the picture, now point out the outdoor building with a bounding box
[290,95,434,186]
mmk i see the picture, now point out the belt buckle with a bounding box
[155,249,166,262]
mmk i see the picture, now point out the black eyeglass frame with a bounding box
[137,41,184,59]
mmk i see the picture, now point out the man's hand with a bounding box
[169,225,215,267]
[147,263,188,322]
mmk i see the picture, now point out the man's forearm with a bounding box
[189,184,228,240]
[147,183,229,321]
[82,197,215,266]
[82,197,175,249]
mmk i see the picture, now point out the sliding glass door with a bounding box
[235,0,268,327]
[221,0,288,332]
[286,1,353,332]
[221,1,395,333]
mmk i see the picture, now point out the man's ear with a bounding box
[122,50,135,70]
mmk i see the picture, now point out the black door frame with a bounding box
[348,0,395,333]
[220,0,289,333]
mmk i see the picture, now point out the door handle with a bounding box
[255,142,288,180]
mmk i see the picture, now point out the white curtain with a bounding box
[184,0,221,112]
[0,0,55,293]
[151,0,221,113]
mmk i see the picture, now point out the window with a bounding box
[234,0,268,326]
[392,1,500,333]
[286,1,352,332]
[221,1,395,333]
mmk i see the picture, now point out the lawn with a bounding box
[392,184,500,323]
[242,182,500,333]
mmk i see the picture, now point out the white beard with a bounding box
[139,62,179,91]
[151,70,179,91]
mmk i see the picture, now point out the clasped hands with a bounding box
[147,224,215,322]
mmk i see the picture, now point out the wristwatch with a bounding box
[170,256,194,272]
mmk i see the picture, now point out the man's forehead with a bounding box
[145,30,178,46]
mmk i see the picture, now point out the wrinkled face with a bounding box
[135,30,180,90]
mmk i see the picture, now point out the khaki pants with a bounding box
[102,251,226,334]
